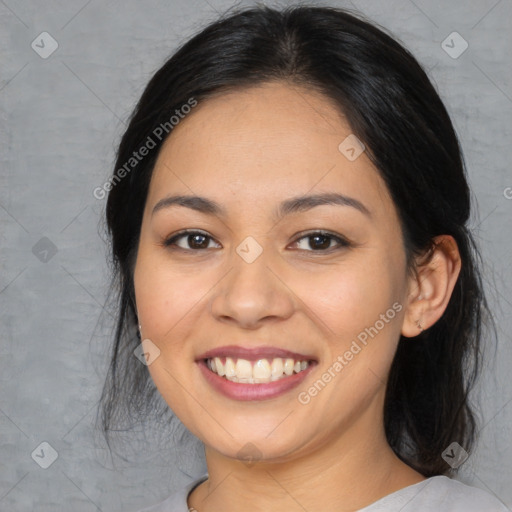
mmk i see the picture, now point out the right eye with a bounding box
[163,230,221,251]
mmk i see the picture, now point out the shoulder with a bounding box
[361,476,510,512]
[133,475,208,512]
[421,476,510,511]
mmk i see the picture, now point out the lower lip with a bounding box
[197,361,316,401]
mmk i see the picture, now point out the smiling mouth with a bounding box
[204,356,314,384]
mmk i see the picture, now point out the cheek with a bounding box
[133,250,213,347]
[290,254,405,396]
[294,260,400,339]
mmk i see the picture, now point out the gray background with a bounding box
[1,0,511,510]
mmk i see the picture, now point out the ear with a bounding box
[401,235,462,338]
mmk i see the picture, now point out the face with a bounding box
[133,81,411,463]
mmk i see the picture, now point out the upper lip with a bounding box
[196,345,317,362]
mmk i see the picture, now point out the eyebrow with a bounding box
[151,192,371,219]
[276,192,371,218]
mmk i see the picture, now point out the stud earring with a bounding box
[416,319,424,332]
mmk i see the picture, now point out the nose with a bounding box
[209,249,295,329]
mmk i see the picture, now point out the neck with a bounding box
[188,393,425,512]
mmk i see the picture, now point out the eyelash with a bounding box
[162,229,352,253]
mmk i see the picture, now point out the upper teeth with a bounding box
[206,357,310,383]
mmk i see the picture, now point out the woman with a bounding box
[99,5,510,511]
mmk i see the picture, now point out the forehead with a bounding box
[147,82,393,217]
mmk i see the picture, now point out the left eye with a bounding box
[164,231,220,250]
[292,232,350,251]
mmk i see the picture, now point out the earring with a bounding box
[416,319,424,332]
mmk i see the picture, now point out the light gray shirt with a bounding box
[135,474,510,511]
